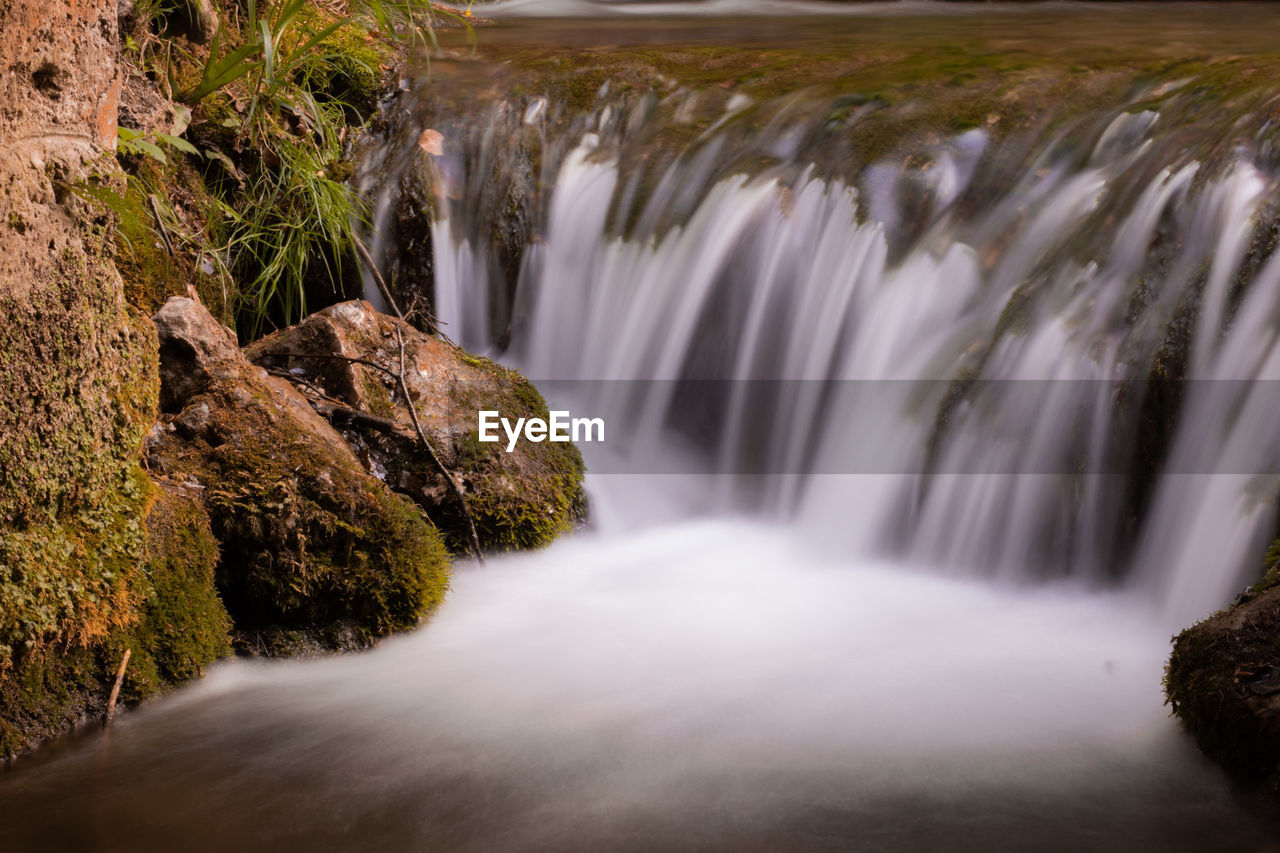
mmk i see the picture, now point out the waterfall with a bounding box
[16,17,1280,848]
[359,65,1280,628]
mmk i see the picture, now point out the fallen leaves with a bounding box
[418,128,444,156]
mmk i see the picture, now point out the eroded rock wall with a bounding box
[0,0,170,754]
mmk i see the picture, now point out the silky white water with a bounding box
[0,521,1264,851]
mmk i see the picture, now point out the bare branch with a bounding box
[105,648,131,724]
[394,326,484,563]
[351,232,405,322]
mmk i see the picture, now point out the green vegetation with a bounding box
[102,0,470,337]
[137,486,233,684]
[0,236,159,668]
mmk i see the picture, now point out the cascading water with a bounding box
[380,58,1280,627]
[9,11,1280,851]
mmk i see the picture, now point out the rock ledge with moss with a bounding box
[1166,569,1280,794]
[146,296,585,656]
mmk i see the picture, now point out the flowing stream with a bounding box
[7,6,1280,850]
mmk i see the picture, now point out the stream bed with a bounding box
[0,523,1277,851]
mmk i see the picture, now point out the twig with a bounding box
[105,648,131,724]
[266,363,416,440]
[257,340,485,562]
[147,194,176,257]
[315,399,411,439]
[352,232,448,337]
[395,326,484,563]
[351,232,405,322]
[402,289,446,341]
[264,366,350,408]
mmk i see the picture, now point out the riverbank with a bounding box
[0,0,586,758]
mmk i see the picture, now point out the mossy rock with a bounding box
[447,357,588,553]
[0,168,161,667]
[0,638,127,759]
[0,90,161,757]
[193,406,450,645]
[148,297,450,649]
[247,300,587,556]
[1165,558,1280,793]
[0,477,233,759]
[138,482,233,683]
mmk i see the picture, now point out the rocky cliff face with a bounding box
[0,0,160,650]
[0,0,175,755]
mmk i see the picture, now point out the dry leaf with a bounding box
[418,128,444,156]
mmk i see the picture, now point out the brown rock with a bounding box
[0,0,166,759]
[152,296,242,410]
[147,296,450,651]
[1166,578,1280,791]
[247,300,586,553]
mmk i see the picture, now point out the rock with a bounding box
[247,300,587,553]
[118,71,176,139]
[0,475,231,759]
[0,0,166,757]
[152,296,242,411]
[146,296,450,652]
[136,480,232,684]
[1165,576,1280,791]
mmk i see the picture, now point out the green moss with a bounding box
[0,476,238,758]
[456,429,489,473]
[153,380,450,647]
[0,216,159,665]
[0,466,150,665]
[0,264,157,530]
[295,7,394,120]
[446,363,586,553]
[0,637,123,758]
[361,372,395,419]
[137,485,232,683]
[114,158,232,323]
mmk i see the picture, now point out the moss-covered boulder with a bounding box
[146,297,450,652]
[136,481,232,685]
[0,476,232,758]
[1166,572,1280,791]
[247,300,586,554]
